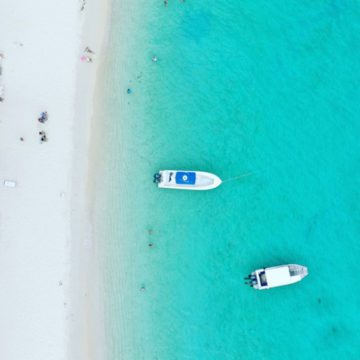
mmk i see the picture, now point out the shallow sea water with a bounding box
[96,1,360,359]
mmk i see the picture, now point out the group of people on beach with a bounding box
[80,46,94,63]
[38,111,48,143]
[38,111,48,124]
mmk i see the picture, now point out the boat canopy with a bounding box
[265,267,292,287]
[176,171,196,185]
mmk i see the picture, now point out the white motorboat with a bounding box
[245,264,308,290]
[153,170,222,191]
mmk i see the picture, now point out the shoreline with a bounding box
[0,1,111,359]
[69,0,112,359]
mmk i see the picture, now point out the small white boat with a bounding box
[245,264,308,290]
[153,170,222,191]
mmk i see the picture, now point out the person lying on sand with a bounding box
[84,46,94,54]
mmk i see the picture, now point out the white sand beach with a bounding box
[0,1,109,359]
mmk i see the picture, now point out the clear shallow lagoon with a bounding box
[95,1,360,359]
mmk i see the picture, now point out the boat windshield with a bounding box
[259,271,268,286]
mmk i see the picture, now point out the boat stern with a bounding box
[153,171,162,184]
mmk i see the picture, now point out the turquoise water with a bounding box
[95,1,360,359]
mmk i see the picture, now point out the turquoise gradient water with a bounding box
[95,1,360,359]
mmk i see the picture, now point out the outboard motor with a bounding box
[153,173,162,184]
[244,274,257,287]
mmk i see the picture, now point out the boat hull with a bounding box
[247,264,308,290]
[156,170,222,191]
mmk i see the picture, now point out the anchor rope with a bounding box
[222,172,252,183]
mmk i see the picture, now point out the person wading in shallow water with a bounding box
[164,0,184,5]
